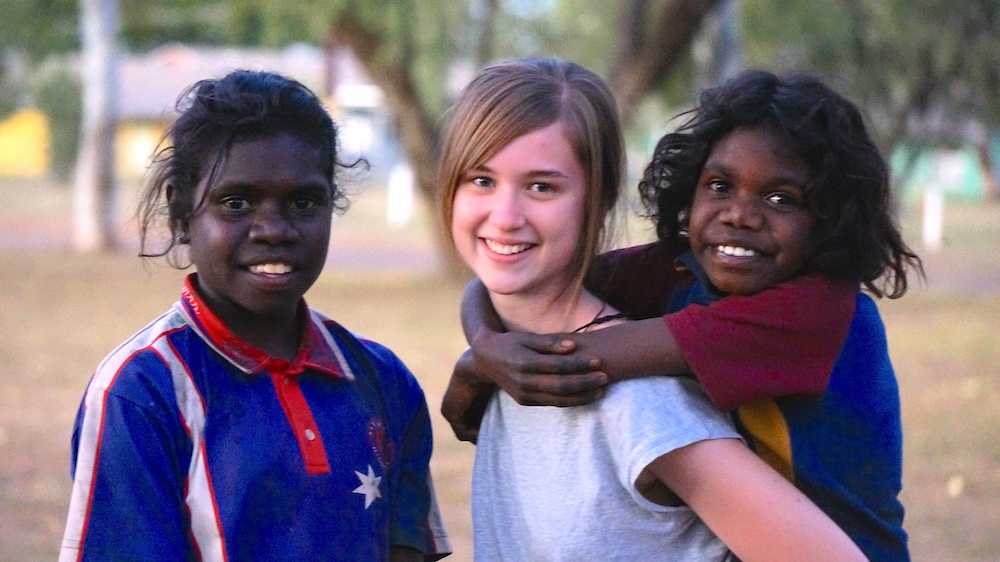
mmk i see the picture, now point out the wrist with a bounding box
[457,347,496,388]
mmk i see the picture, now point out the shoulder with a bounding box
[840,291,890,355]
[318,318,426,400]
[602,376,730,425]
[90,309,188,398]
[81,307,191,425]
[598,377,739,446]
[592,241,677,277]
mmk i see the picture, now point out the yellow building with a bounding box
[0,109,49,177]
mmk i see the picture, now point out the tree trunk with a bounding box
[329,14,468,274]
[73,0,119,252]
[608,0,722,127]
[976,138,1000,202]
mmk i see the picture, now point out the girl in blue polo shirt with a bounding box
[59,70,450,562]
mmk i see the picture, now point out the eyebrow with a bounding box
[209,179,331,193]
[469,164,571,179]
[702,161,807,188]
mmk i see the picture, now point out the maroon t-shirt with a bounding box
[588,242,856,411]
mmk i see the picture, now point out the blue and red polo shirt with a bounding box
[59,275,451,562]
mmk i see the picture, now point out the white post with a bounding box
[922,185,943,253]
[386,162,414,228]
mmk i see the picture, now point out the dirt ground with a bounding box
[0,181,997,560]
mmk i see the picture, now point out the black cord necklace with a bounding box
[571,302,627,333]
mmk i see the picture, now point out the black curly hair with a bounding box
[639,69,922,298]
[137,69,350,266]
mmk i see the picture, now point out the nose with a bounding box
[719,196,764,230]
[249,202,300,244]
[488,186,526,230]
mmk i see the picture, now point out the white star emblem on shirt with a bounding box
[353,464,382,509]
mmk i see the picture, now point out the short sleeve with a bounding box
[597,377,742,512]
[61,384,193,562]
[665,275,857,410]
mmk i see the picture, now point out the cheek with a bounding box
[686,204,711,248]
[779,217,815,265]
[546,198,587,262]
[450,193,480,248]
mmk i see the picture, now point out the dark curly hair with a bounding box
[639,69,922,298]
[138,69,351,266]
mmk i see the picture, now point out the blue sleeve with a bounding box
[60,355,195,562]
[361,341,451,560]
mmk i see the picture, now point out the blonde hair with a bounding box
[438,57,624,289]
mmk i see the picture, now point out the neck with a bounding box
[202,294,302,361]
[490,281,605,335]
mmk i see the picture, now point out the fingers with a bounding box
[502,371,608,407]
[451,422,479,444]
[511,354,602,375]
[518,333,579,355]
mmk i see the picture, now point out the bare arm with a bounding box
[568,318,687,381]
[647,439,866,562]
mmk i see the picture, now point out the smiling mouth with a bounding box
[483,239,533,256]
[716,245,758,258]
[248,262,295,274]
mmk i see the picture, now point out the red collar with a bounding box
[177,274,347,379]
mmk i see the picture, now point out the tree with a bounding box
[742,0,1000,164]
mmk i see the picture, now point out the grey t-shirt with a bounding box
[472,376,741,562]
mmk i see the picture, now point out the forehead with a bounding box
[706,126,809,179]
[481,121,583,174]
[200,132,329,193]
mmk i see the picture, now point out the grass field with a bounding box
[1,179,997,560]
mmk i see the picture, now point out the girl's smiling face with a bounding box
[688,126,815,295]
[450,121,588,301]
[184,132,333,328]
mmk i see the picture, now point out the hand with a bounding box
[471,330,608,407]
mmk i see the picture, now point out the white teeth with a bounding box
[718,245,757,257]
[250,263,293,274]
[484,239,531,255]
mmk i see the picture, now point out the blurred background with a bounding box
[1,0,997,560]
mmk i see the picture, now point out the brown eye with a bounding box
[766,192,801,208]
[220,196,251,211]
[292,197,319,210]
[706,179,728,193]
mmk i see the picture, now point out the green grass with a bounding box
[1,178,998,560]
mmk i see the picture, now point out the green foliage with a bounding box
[741,0,1000,147]
[32,64,82,181]
[0,0,79,57]
[120,0,232,50]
